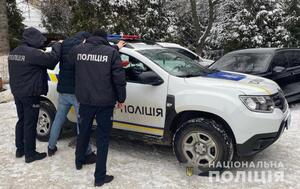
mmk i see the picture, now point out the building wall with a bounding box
[17,0,47,33]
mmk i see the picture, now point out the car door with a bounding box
[269,51,290,90]
[283,50,300,101]
[112,53,168,137]
[286,50,300,82]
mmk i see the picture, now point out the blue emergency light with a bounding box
[107,34,140,40]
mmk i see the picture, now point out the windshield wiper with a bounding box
[178,68,220,78]
[178,73,204,78]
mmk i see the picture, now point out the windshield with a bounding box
[210,53,272,74]
[139,49,213,77]
[169,48,202,62]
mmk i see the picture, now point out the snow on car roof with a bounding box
[156,42,182,48]
[126,42,164,50]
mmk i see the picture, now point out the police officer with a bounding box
[8,27,61,163]
[69,29,126,187]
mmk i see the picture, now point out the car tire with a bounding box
[173,118,234,173]
[36,101,56,142]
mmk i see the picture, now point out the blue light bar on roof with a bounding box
[107,34,140,40]
[107,34,122,40]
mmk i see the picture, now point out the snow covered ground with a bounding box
[0,101,299,189]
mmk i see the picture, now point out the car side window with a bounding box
[272,52,289,69]
[287,51,300,68]
[120,54,151,83]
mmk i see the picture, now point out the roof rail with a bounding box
[108,37,159,49]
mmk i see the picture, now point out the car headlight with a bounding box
[240,95,274,113]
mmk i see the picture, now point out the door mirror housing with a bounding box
[273,66,286,73]
[138,71,164,86]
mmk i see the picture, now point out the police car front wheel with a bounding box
[37,101,56,142]
[173,118,234,173]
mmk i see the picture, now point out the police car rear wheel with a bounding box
[173,118,233,173]
[37,101,56,142]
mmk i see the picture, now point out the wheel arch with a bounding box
[39,96,56,110]
[167,110,237,146]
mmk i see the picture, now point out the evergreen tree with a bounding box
[41,0,72,34]
[133,0,174,40]
[41,0,173,40]
[283,0,300,47]
[207,0,292,52]
[69,0,108,33]
[6,0,24,49]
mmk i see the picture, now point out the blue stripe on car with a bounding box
[205,71,246,81]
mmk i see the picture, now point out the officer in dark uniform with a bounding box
[69,29,126,187]
[8,27,61,163]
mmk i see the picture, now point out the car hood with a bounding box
[185,71,280,95]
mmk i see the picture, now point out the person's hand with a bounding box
[117,41,126,49]
[58,40,64,43]
[116,102,124,109]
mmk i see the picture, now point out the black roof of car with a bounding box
[228,48,300,55]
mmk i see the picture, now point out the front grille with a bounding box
[271,92,287,112]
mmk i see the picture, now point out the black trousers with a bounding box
[14,96,40,157]
[75,104,114,182]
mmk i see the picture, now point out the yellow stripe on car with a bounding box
[48,73,58,82]
[219,79,273,95]
[113,121,164,136]
[243,83,272,95]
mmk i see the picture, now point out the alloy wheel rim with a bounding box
[37,110,51,136]
[182,131,219,167]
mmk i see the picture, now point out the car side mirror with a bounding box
[138,71,164,86]
[273,66,285,73]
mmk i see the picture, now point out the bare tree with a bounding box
[0,0,10,83]
[190,0,218,54]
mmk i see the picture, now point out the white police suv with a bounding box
[38,35,291,172]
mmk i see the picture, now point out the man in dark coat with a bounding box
[8,27,61,163]
[69,29,126,187]
[47,32,96,163]
[47,31,125,162]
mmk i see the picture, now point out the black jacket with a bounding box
[57,32,91,94]
[69,36,126,106]
[8,27,61,97]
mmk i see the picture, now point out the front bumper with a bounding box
[236,111,291,156]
